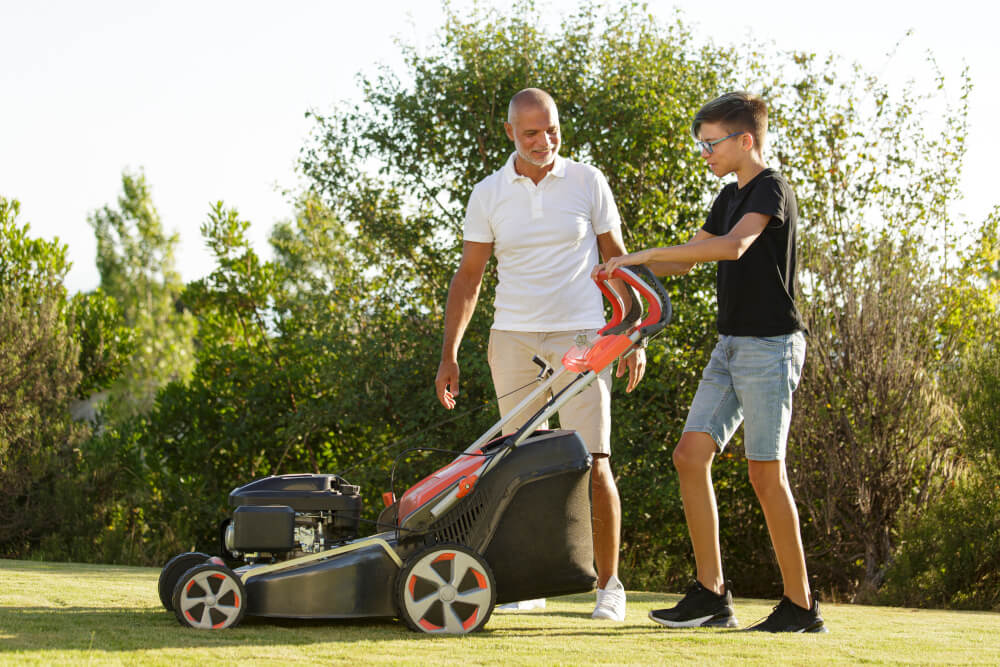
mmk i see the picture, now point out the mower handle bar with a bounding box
[594,264,672,340]
[458,264,672,458]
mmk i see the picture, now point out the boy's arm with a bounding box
[602,213,771,275]
[645,229,716,276]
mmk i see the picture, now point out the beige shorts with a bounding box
[487,328,612,456]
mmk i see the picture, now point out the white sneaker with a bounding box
[496,598,546,611]
[592,575,626,621]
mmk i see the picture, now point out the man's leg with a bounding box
[673,431,724,594]
[488,329,549,611]
[590,454,620,588]
[545,330,624,619]
[591,453,626,622]
[489,329,549,427]
[747,460,810,608]
[549,333,615,586]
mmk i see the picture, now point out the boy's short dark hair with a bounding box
[692,92,768,151]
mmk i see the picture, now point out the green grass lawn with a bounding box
[0,559,997,665]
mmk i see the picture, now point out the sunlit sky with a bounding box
[2,1,995,293]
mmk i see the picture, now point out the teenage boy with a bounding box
[597,91,825,633]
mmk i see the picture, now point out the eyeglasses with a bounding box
[696,131,744,154]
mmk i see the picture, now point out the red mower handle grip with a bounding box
[594,264,672,339]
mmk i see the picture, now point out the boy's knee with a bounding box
[671,446,689,472]
[747,459,786,495]
[672,433,715,474]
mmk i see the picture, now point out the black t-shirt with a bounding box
[702,168,805,336]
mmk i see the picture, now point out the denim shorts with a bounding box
[683,332,806,461]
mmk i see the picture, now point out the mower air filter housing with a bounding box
[232,505,295,552]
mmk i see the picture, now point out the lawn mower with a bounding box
[157,265,671,634]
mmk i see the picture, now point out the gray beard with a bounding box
[517,148,558,168]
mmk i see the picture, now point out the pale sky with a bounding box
[2,1,996,293]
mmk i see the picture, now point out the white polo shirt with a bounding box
[462,152,622,332]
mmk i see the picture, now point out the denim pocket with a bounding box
[751,335,788,347]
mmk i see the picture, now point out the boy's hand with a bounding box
[600,250,646,277]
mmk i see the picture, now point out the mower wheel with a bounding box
[171,563,246,630]
[396,543,496,634]
[158,552,210,611]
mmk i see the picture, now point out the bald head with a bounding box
[504,88,561,173]
[507,88,558,124]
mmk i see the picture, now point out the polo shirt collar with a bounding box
[503,152,567,183]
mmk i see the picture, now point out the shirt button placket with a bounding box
[532,190,544,220]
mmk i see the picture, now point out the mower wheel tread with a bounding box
[157,552,210,611]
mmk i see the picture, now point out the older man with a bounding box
[434,88,644,622]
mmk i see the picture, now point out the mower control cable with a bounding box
[333,377,542,479]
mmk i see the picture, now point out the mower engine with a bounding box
[222,473,362,563]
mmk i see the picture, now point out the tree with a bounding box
[89,169,196,419]
[36,2,998,609]
[740,49,989,597]
[0,197,132,554]
[880,212,1000,610]
[300,0,740,590]
[300,3,995,598]
[115,196,469,561]
[0,198,84,548]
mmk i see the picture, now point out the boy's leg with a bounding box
[650,337,742,629]
[674,337,743,594]
[747,460,810,608]
[653,434,738,629]
[732,332,821,628]
[673,431,723,594]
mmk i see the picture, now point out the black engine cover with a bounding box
[229,473,362,537]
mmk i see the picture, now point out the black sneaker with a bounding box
[649,580,738,628]
[744,596,828,633]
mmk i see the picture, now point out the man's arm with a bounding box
[596,229,646,393]
[435,240,493,409]
[602,213,770,275]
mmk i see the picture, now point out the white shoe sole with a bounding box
[648,610,738,628]
[592,610,625,621]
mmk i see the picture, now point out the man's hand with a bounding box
[435,241,491,410]
[617,346,646,393]
[435,359,460,409]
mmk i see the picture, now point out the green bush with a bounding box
[882,474,1000,611]
[882,315,1000,611]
